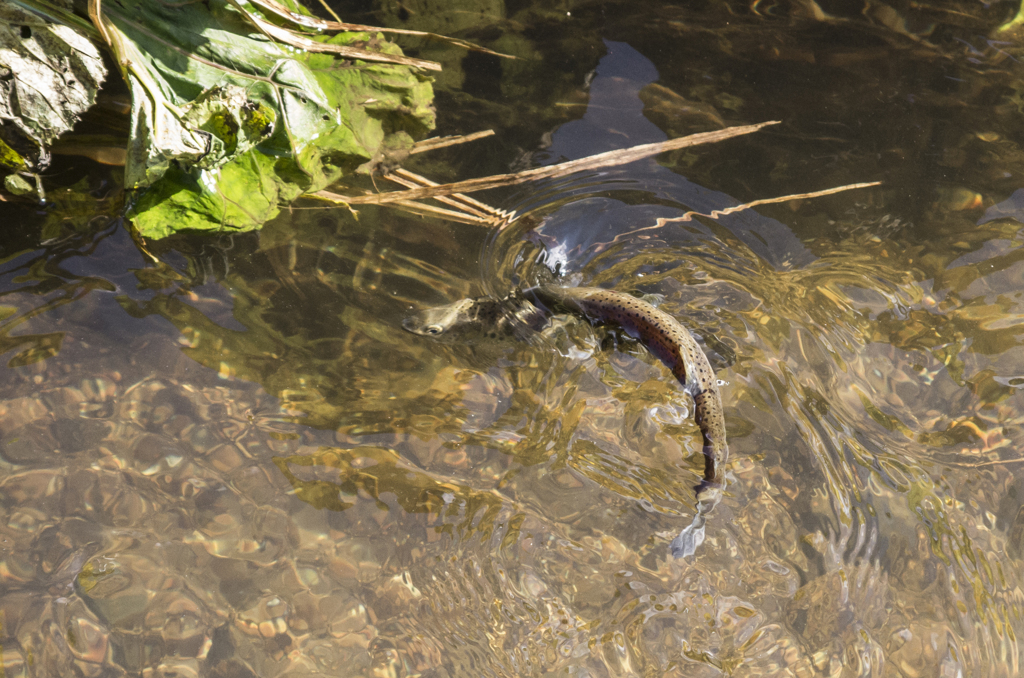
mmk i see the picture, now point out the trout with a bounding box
[404,285,728,493]
[527,286,727,492]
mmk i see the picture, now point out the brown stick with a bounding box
[654,182,883,225]
[386,168,510,220]
[314,121,781,206]
[410,130,495,155]
[390,200,498,226]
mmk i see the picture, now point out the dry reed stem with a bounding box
[410,131,496,155]
[314,121,781,206]
[387,168,512,220]
[654,182,883,226]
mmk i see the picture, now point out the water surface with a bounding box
[2,1,1024,676]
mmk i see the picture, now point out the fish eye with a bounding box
[425,325,443,335]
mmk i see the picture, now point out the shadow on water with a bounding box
[3,2,1024,677]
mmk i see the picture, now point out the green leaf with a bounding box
[128,152,280,239]
[4,173,33,195]
[101,0,435,238]
[0,137,26,171]
[0,3,106,149]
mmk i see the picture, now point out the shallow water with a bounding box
[3,1,1024,676]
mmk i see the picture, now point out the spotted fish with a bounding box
[405,285,729,494]
[527,286,728,492]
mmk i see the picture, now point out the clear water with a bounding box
[2,1,1024,676]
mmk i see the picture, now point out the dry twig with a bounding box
[411,131,496,155]
[315,121,781,207]
[316,121,882,231]
[654,182,883,226]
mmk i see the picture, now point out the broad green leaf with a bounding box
[100,0,435,238]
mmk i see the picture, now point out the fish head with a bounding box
[403,291,547,342]
[402,297,484,337]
